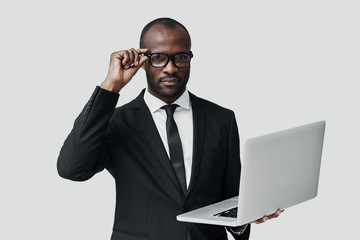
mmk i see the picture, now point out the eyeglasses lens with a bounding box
[150,53,191,68]
[174,54,191,67]
[150,54,167,67]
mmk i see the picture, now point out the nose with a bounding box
[162,58,178,74]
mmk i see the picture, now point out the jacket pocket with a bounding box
[111,230,148,240]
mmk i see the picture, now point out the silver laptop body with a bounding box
[177,121,326,227]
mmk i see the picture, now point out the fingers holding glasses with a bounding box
[122,48,135,69]
[101,48,148,93]
[136,48,149,67]
[122,48,148,69]
[132,48,142,67]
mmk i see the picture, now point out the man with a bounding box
[57,18,281,240]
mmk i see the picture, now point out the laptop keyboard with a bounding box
[213,207,238,218]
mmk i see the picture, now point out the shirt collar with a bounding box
[144,88,191,113]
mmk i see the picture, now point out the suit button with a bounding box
[183,206,189,212]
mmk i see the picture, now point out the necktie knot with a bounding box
[161,104,178,117]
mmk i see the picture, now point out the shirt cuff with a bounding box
[226,224,248,235]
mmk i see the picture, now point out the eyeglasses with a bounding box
[143,51,193,68]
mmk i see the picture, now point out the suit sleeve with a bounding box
[223,112,251,240]
[222,111,241,199]
[57,86,119,181]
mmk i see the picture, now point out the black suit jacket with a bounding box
[57,87,250,240]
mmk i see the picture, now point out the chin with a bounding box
[160,87,185,99]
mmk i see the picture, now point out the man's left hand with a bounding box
[251,209,284,224]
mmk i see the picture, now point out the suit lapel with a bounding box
[187,93,206,196]
[132,90,185,201]
[130,90,207,202]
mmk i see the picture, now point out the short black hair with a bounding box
[139,17,191,49]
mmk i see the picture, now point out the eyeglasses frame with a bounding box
[143,51,193,68]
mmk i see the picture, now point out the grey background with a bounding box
[1,0,359,239]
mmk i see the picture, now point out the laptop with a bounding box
[177,121,326,227]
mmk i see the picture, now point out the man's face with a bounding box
[142,25,191,104]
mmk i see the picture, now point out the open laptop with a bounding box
[177,121,326,227]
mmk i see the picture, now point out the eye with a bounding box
[175,54,190,60]
[151,54,167,62]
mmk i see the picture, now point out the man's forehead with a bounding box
[142,24,190,50]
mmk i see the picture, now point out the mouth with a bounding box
[160,78,179,86]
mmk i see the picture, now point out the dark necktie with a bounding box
[161,104,187,194]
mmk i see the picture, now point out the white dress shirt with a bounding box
[143,89,193,189]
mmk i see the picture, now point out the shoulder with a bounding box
[113,90,145,114]
[190,92,235,118]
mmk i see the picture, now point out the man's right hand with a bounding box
[100,48,149,93]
